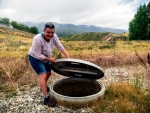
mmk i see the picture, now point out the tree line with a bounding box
[129,2,150,40]
[0,17,39,34]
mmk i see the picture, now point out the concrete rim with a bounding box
[49,78,105,102]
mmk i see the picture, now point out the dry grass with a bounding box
[0,30,150,112]
[0,55,38,98]
[92,83,150,113]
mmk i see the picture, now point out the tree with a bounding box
[30,26,39,34]
[11,21,39,34]
[11,21,19,29]
[1,17,39,34]
[0,17,10,27]
[147,2,150,24]
[129,2,150,40]
[129,20,136,40]
[147,24,150,39]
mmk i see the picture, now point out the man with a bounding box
[28,22,70,107]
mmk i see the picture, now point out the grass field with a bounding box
[0,30,150,112]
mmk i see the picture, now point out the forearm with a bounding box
[60,49,70,58]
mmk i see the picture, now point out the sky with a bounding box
[0,0,149,30]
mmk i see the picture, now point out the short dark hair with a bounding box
[44,22,55,30]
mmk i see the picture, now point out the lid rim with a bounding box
[51,58,104,79]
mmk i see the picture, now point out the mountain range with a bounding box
[23,21,128,37]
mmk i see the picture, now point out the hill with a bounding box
[61,32,128,41]
[0,25,128,41]
[23,22,128,37]
[0,26,34,38]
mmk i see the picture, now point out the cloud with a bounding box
[0,0,149,30]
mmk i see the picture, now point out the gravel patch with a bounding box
[0,86,93,113]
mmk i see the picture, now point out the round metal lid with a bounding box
[51,58,104,79]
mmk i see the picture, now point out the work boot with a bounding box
[44,96,56,107]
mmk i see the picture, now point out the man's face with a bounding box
[44,28,55,41]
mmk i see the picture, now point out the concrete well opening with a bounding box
[49,78,105,109]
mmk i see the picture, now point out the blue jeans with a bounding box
[28,54,51,75]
